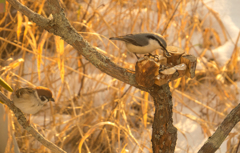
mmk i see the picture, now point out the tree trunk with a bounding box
[149,84,177,153]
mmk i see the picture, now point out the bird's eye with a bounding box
[40,96,47,101]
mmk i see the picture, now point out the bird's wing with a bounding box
[15,88,34,98]
[110,34,147,46]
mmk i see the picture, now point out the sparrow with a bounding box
[11,86,55,114]
[109,33,171,59]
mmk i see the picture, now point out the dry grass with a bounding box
[0,0,240,152]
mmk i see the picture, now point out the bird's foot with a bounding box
[144,53,160,61]
[134,53,140,59]
[159,64,167,73]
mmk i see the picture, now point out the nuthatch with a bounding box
[110,33,171,58]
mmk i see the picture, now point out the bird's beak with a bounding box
[49,98,55,102]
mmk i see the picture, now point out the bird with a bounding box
[11,86,54,114]
[109,33,171,59]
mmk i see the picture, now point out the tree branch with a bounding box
[198,103,240,153]
[149,84,177,153]
[6,0,146,91]
[0,92,66,153]
[6,0,179,152]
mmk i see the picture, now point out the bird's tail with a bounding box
[109,36,126,41]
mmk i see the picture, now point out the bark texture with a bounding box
[6,0,178,152]
[198,103,240,153]
[149,84,177,153]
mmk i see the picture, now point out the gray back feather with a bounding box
[109,33,166,47]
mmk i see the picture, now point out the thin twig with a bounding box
[81,0,92,23]
[77,56,85,96]
[5,0,147,91]
[234,138,240,153]
[198,103,240,153]
[162,0,182,34]
[91,86,132,148]
[0,92,66,153]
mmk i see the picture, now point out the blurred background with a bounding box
[0,0,240,152]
